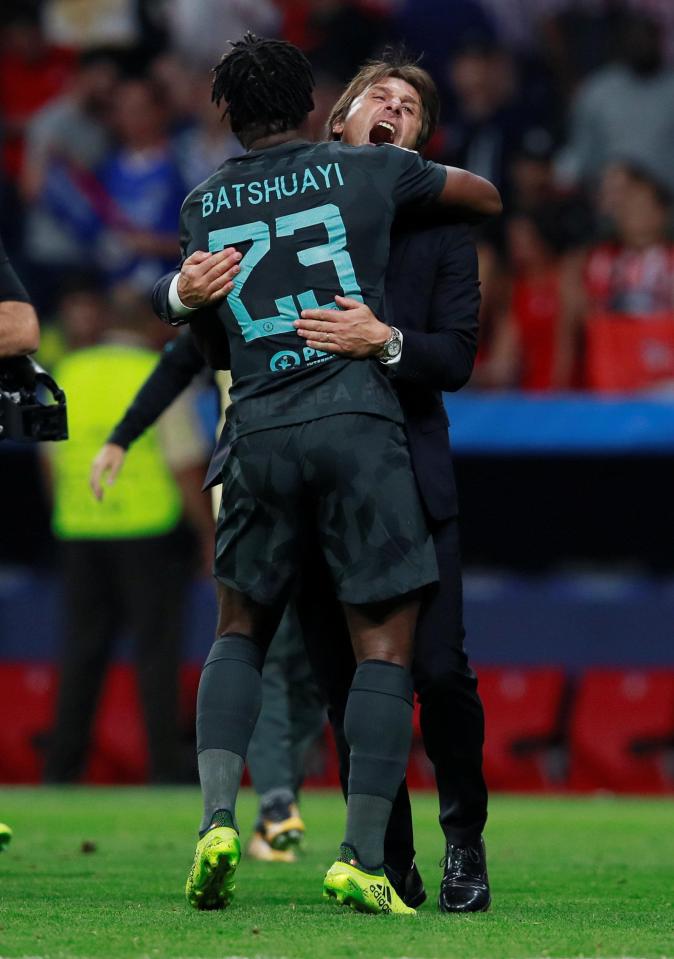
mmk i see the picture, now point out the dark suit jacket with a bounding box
[385,217,479,520]
[152,218,479,521]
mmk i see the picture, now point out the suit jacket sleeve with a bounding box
[392,225,480,392]
[151,267,231,371]
[107,330,206,449]
[153,199,196,327]
[151,269,179,325]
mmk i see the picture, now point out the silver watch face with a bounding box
[385,338,402,358]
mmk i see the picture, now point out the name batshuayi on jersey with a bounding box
[179,139,446,438]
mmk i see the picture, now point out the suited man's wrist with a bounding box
[377,326,403,365]
[168,274,197,321]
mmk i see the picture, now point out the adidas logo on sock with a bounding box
[369,881,392,912]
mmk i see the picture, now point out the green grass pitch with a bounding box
[0,788,672,958]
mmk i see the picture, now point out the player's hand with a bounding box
[294,296,390,358]
[177,248,242,309]
[90,443,126,501]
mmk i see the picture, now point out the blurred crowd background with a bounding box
[1,1,673,793]
[3,0,674,389]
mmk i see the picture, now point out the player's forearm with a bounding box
[439,168,502,220]
[0,302,40,357]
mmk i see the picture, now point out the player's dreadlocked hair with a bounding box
[211,33,315,149]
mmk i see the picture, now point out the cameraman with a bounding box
[0,234,40,357]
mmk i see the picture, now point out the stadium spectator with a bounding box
[628,0,674,66]
[508,127,560,213]
[280,0,385,83]
[443,39,551,208]
[150,53,209,136]
[43,287,211,784]
[171,73,244,189]
[586,166,674,315]
[167,0,280,69]
[557,162,674,390]
[539,0,629,101]
[19,50,119,311]
[477,0,550,55]
[93,77,186,291]
[0,7,76,183]
[40,0,142,50]
[556,12,674,194]
[278,1,385,140]
[387,0,496,89]
[36,272,108,372]
[539,1,674,105]
[476,209,569,391]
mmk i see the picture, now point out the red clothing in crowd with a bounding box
[583,242,674,391]
[511,269,561,390]
[0,44,75,179]
[584,241,674,315]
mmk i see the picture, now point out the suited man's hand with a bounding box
[294,296,390,358]
[177,248,241,309]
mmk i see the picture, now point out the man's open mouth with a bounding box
[369,120,396,144]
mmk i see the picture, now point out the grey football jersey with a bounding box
[179,139,446,437]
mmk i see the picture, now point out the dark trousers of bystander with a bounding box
[246,602,325,800]
[44,534,190,784]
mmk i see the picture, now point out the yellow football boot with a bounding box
[323,848,416,916]
[185,826,241,910]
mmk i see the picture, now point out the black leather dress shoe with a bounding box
[438,837,491,913]
[385,861,427,909]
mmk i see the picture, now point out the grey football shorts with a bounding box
[214,413,438,606]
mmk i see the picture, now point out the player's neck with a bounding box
[246,129,302,152]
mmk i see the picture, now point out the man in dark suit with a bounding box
[152,56,493,913]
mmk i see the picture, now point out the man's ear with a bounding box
[331,119,344,138]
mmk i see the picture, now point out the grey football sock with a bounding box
[195,633,265,834]
[342,660,414,871]
[343,794,393,872]
[198,749,244,834]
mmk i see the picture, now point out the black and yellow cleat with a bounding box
[323,847,415,915]
[185,826,241,910]
[247,829,297,863]
[259,798,305,852]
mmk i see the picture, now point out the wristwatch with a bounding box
[376,326,402,363]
